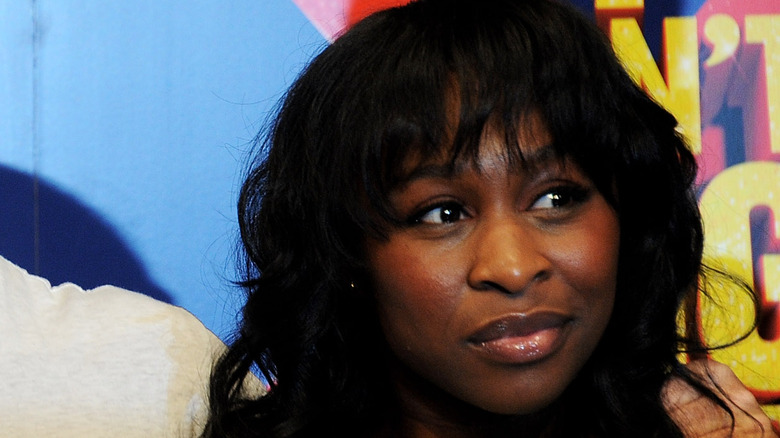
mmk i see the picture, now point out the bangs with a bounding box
[342,0,619,232]
[272,0,639,245]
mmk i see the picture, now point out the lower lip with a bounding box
[468,323,569,365]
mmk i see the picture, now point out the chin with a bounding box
[477,389,567,416]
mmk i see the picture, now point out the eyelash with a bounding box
[409,201,467,225]
[530,185,589,210]
[407,185,590,226]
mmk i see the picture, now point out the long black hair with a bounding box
[203,0,756,436]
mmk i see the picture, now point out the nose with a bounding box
[467,218,551,294]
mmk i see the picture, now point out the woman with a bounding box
[204,0,775,436]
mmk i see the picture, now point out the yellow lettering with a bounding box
[609,17,702,153]
[703,14,740,67]
[699,161,780,405]
[594,0,643,8]
[594,0,643,31]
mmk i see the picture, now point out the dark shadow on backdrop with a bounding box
[0,165,174,304]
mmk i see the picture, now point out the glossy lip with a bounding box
[466,312,573,365]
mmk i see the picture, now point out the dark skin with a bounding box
[365,120,619,436]
[362,119,777,437]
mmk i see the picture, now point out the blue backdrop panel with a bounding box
[0,0,324,338]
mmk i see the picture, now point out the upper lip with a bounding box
[467,312,572,344]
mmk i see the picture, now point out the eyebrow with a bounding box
[398,142,564,185]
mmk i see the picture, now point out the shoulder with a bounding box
[0,254,224,437]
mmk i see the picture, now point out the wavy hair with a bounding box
[203,0,756,436]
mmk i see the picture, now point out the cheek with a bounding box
[555,212,620,324]
[561,235,619,291]
[366,241,466,360]
[370,247,458,329]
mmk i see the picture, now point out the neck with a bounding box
[376,360,553,438]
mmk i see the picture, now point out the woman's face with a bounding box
[365,121,620,419]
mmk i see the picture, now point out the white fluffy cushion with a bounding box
[0,255,224,437]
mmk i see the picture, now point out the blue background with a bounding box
[0,0,327,338]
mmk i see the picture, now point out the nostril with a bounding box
[475,269,549,295]
[532,270,551,283]
[476,280,515,294]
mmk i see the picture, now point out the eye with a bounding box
[411,202,467,225]
[530,186,588,210]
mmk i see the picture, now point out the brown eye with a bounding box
[413,203,466,225]
[530,186,588,210]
